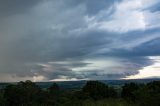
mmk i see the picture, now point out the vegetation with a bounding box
[0,80,160,106]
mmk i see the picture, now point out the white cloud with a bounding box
[71,57,140,79]
[125,56,160,79]
[144,11,160,29]
[85,0,146,33]
[141,0,160,8]
[33,75,46,82]
[85,0,160,33]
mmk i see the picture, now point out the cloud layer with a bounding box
[0,0,160,82]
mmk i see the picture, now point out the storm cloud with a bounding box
[0,0,160,82]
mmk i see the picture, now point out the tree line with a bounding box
[0,80,160,106]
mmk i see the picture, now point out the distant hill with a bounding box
[1,78,160,89]
[37,78,160,89]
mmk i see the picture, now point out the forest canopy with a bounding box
[0,80,160,106]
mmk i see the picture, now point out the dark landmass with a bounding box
[1,79,160,106]
[1,78,160,89]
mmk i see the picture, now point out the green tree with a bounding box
[4,80,43,106]
[0,89,5,105]
[121,82,140,102]
[82,81,117,100]
[47,83,60,105]
[136,81,160,106]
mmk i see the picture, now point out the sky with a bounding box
[0,0,160,82]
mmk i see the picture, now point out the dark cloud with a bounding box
[84,0,118,15]
[0,0,159,81]
[0,0,39,18]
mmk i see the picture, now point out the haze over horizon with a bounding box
[0,0,160,82]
